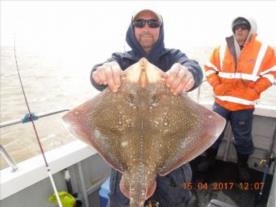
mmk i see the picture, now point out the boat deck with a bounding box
[190,159,273,207]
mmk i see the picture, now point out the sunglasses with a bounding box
[133,19,161,28]
[234,25,250,31]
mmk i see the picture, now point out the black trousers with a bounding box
[211,103,254,155]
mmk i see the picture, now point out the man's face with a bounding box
[234,25,250,45]
[133,11,161,53]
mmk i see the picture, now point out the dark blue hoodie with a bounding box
[91,19,203,91]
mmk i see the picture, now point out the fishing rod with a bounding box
[254,124,276,205]
[13,38,63,207]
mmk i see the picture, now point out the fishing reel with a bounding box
[254,153,275,169]
[145,200,160,207]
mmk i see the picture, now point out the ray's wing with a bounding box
[62,98,95,147]
[158,96,226,176]
[62,92,126,172]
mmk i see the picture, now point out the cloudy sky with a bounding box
[1,0,276,63]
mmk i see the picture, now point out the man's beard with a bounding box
[138,33,155,50]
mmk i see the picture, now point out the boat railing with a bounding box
[0,108,70,172]
[0,109,69,129]
[0,145,18,172]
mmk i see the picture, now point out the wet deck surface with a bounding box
[190,158,273,207]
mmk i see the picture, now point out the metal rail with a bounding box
[0,145,18,172]
[0,109,69,128]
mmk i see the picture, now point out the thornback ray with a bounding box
[62,58,226,207]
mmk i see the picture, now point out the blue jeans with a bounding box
[108,164,192,207]
[211,103,254,155]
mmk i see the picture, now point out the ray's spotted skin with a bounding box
[63,58,226,207]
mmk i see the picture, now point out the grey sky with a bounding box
[1,1,275,63]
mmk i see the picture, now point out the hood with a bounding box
[232,16,257,42]
[231,16,257,59]
[125,14,166,64]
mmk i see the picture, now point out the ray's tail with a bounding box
[120,164,157,207]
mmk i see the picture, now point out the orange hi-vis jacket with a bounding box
[204,34,276,111]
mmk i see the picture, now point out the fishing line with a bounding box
[13,38,63,207]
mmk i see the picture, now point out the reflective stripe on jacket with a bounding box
[204,34,276,111]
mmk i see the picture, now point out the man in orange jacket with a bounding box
[200,17,276,181]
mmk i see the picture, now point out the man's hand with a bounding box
[92,61,122,92]
[166,63,195,95]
